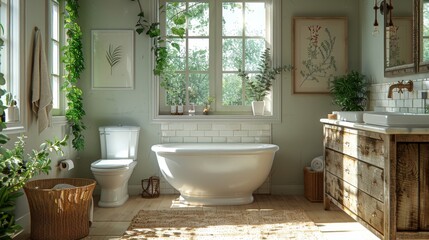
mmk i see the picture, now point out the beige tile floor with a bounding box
[17,194,380,240]
[82,194,380,240]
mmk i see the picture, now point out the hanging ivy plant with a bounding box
[130,0,185,76]
[62,0,86,151]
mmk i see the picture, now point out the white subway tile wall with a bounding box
[158,122,273,195]
[369,79,429,113]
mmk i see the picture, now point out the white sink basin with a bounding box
[332,111,368,123]
[363,112,429,127]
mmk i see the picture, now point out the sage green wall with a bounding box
[272,0,361,192]
[76,0,362,195]
[77,0,162,194]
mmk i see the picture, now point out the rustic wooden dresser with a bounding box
[322,119,429,240]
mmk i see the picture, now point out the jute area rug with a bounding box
[120,209,325,239]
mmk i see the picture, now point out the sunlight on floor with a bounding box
[317,222,380,240]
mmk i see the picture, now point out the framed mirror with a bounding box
[419,0,429,72]
[384,0,416,77]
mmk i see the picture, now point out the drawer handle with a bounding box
[372,212,377,218]
[344,169,350,174]
[344,141,350,147]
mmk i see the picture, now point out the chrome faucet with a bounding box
[387,80,413,98]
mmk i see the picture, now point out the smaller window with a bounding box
[49,0,65,115]
[0,0,25,132]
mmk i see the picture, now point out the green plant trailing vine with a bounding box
[63,0,86,151]
[130,0,185,76]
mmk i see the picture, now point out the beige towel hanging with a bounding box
[31,28,52,133]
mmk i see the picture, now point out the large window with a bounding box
[158,0,279,116]
[0,0,24,131]
[50,0,65,115]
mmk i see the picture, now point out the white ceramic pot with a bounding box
[251,101,265,116]
[5,106,18,122]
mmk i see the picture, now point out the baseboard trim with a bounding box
[15,213,30,236]
[271,185,304,195]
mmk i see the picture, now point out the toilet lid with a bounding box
[91,159,134,169]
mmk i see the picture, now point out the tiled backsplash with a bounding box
[370,79,429,113]
[158,122,272,194]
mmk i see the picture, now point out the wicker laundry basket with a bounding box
[23,178,96,240]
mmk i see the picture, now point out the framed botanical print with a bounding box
[91,30,134,90]
[293,17,348,94]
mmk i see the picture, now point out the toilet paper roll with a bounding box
[59,159,74,171]
[310,156,324,172]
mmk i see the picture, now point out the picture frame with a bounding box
[293,17,348,94]
[91,29,134,90]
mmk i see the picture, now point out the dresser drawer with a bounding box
[325,172,384,234]
[324,125,385,169]
[325,149,384,202]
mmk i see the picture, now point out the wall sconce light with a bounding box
[373,0,394,36]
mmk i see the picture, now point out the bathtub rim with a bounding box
[151,143,279,154]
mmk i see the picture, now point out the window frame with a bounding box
[49,0,66,116]
[0,0,26,133]
[152,0,282,122]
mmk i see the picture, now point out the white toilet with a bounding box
[91,126,140,207]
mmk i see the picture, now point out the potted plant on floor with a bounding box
[238,48,293,116]
[329,70,369,111]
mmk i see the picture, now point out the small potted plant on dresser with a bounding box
[238,48,293,116]
[329,70,369,111]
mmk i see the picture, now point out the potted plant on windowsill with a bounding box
[4,92,18,123]
[329,70,369,111]
[238,48,293,116]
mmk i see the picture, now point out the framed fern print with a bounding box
[91,30,134,89]
[293,17,347,94]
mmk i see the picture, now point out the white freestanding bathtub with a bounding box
[151,143,279,205]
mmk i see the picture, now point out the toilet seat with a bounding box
[91,159,134,169]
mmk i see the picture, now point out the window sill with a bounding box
[152,114,280,123]
[52,116,68,126]
[2,124,26,135]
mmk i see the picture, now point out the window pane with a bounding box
[52,41,59,75]
[167,38,185,71]
[52,75,59,109]
[222,2,243,36]
[165,74,186,105]
[188,2,209,36]
[188,38,209,71]
[166,2,186,37]
[222,73,242,106]
[222,38,242,71]
[189,73,208,105]
[52,2,59,40]
[245,39,265,71]
[245,3,265,36]
[0,0,8,78]
[424,38,429,62]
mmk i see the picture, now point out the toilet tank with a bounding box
[99,126,140,160]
